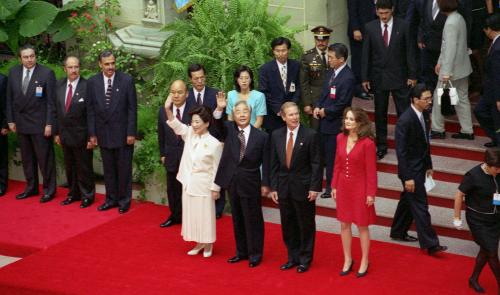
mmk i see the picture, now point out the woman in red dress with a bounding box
[332,107,377,278]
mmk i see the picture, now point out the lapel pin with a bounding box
[116,88,119,92]
[300,142,303,146]
[35,81,38,84]
[76,92,79,96]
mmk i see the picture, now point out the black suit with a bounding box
[0,74,7,193]
[215,121,270,262]
[187,86,226,215]
[391,106,440,249]
[87,71,137,209]
[54,77,95,201]
[362,17,416,153]
[6,64,57,196]
[158,101,193,223]
[259,59,301,132]
[270,125,322,267]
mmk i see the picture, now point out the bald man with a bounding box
[159,80,194,227]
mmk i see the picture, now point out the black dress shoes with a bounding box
[391,234,418,242]
[118,206,130,214]
[356,263,369,278]
[160,219,178,228]
[430,131,446,139]
[97,202,118,211]
[296,265,309,273]
[428,245,447,256]
[249,260,261,268]
[40,194,54,203]
[357,91,372,100]
[340,260,354,276]
[61,197,81,206]
[451,132,474,140]
[280,261,297,270]
[484,141,498,148]
[0,188,6,196]
[80,198,93,208]
[320,191,331,199]
[228,256,248,263]
[16,191,38,200]
[376,150,387,160]
[469,278,485,293]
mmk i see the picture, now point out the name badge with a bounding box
[329,86,336,100]
[289,82,296,93]
[35,86,43,97]
[493,193,500,206]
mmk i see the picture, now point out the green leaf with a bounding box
[0,0,20,20]
[52,23,74,42]
[18,1,59,37]
[0,27,7,42]
[60,0,86,11]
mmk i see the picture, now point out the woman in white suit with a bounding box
[164,90,223,257]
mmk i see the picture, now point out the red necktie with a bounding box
[286,131,293,169]
[176,108,182,121]
[383,23,389,47]
[65,83,73,113]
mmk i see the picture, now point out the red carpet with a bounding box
[0,202,496,295]
[0,180,142,257]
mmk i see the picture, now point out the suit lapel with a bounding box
[58,79,67,115]
[410,109,428,144]
[278,127,287,167]
[95,74,106,110]
[70,79,85,113]
[272,61,286,93]
[25,65,40,98]
[244,126,257,159]
[107,72,121,114]
[290,126,304,169]
[231,123,242,162]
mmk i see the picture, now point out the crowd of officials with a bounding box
[0,0,500,292]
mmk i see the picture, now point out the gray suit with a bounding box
[431,11,473,134]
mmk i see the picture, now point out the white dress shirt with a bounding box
[173,102,186,120]
[102,73,115,94]
[380,17,394,44]
[193,87,206,104]
[65,77,80,105]
[286,125,300,147]
[239,124,251,146]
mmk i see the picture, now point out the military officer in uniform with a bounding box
[300,26,332,130]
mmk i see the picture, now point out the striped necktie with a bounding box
[105,78,112,107]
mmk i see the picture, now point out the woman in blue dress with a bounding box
[226,65,267,128]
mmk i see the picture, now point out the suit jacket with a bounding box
[483,36,500,103]
[270,125,322,201]
[215,121,270,198]
[395,106,432,181]
[157,100,193,172]
[437,11,472,81]
[316,65,355,135]
[362,17,417,90]
[6,64,56,134]
[54,77,89,147]
[0,74,7,130]
[259,59,301,130]
[347,0,377,39]
[187,86,224,140]
[168,118,223,197]
[87,71,137,149]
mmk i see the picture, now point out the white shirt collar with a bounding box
[411,104,423,119]
[238,124,251,144]
[380,17,393,31]
[334,63,347,77]
[493,34,500,46]
[193,87,206,100]
[22,66,35,79]
[67,77,80,89]
[276,60,287,69]
[173,102,186,119]
[103,73,115,86]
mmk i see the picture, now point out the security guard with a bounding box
[300,26,332,130]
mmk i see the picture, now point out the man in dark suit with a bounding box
[362,0,417,159]
[347,0,377,100]
[54,56,95,208]
[314,43,356,199]
[390,84,447,256]
[186,63,225,218]
[214,98,270,268]
[0,73,7,196]
[474,14,500,147]
[6,44,57,202]
[270,102,322,273]
[158,80,193,227]
[87,50,137,214]
[259,37,301,133]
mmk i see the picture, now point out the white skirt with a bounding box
[181,187,216,243]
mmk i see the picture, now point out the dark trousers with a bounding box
[166,170,182,222]
[349,38,365,96]
[374,88,410,152]
[420,48,440,91]
[0,134,7,191]
[216,190,226,215]
[100,145,133,208]
[229,185,264,262]
[390,173,439,249]
[62,145,95,200]
[278,196,316,267]
[321,132,337,193]
[17,133,56,195]
[474,96,500,144]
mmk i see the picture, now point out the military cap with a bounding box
[311,26,332,40]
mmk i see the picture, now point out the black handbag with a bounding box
[440,87,456,117]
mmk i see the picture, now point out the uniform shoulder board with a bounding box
[305,48,315,54]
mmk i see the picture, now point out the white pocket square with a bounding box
[78,98,84,102]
